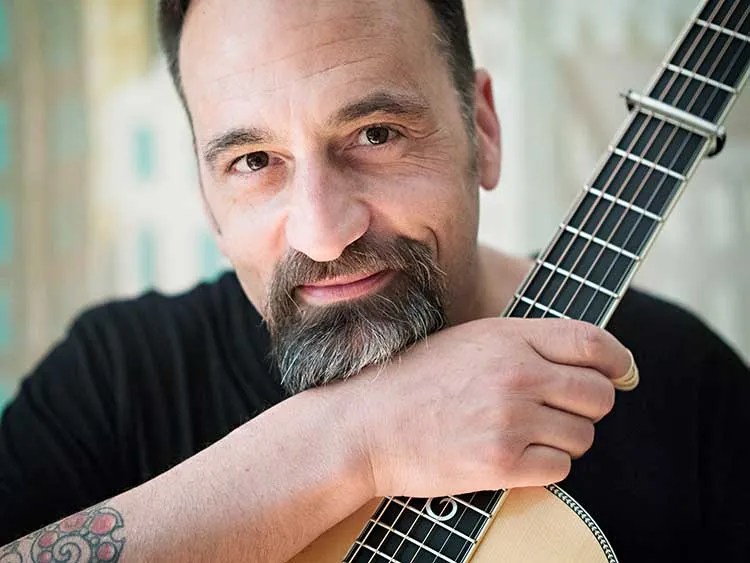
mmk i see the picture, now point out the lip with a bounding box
[297,270,395,305]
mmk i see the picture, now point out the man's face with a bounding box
[180,0,499,392]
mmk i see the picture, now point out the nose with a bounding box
[284,159,370,262]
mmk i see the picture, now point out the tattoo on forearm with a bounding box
[0,503,125,563]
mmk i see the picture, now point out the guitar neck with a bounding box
[503,0,750,329]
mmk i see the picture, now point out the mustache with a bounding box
[267,234,441,304]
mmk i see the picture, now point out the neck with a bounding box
[449,245,534,325]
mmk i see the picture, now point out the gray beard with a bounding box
[266,236,447,395]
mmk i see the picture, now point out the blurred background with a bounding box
[0,0,748,410]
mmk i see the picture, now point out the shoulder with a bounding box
[60,271,277,397]
[71,271,258,340]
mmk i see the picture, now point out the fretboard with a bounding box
[346,1,750,561]
[344,491,502,563]
[505,0,750,327]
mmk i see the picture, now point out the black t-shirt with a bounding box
[1,272,748,562]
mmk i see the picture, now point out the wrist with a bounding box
[301,379,377,503]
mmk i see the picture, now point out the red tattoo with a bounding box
[0,503,125,563]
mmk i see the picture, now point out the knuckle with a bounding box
[580,422,596,454]
[488,435,525,473]
[599,382,616,415]
[574,322,608,361]
[553,455,573,482]
[500,360,536,391]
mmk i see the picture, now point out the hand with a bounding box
[347,318,631,498]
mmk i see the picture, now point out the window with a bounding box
[0,101,9,172]
[0,288,11,353]
[0,199,11,265]
[200,230,225,281]
[137,228,157,288]
[133,126,156,183]
[0,0,10,65]
[51,98,86,161]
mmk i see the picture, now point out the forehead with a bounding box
[179,0,450,133]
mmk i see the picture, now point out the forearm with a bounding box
[0,385,372,562]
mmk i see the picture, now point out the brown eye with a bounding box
[364,126,390,145]
[244,151,269,171]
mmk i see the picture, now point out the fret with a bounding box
[650,67,733,122]
[567,193,659,256]
[523,266,614,324]
[697,18,750,43]
[591,154,681,217]
[388,498,478,544]
[451,491,498,517]
[366,519,462,563]
[616,113,706,175]
[505,293,533,318]
[698,0,750,38]
[671,23,750,89]
[538,260,619,299]
[348,519,441,563]
[611,147,687,181]
[348,542,396,563]
[665,63,737,93]
[515,295,570,319]
[373,496,487,560]
[546,229,636,292]
[562,225,641,261]
[585,186,662,222]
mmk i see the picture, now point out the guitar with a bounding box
[290,0,750,561]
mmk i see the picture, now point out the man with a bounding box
[1,0,748,561]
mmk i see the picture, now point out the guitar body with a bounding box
[290,486,616,562]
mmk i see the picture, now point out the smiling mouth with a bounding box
[296,270,396,305]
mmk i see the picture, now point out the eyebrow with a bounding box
[203,127,274,169]
[329,91,431,127]
[201,91,431,169]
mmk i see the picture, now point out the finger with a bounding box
[514,318,632,382]
[507,444,571,487]
[541,364,616,422]
[527,406,596,459]
[611,349,639,391]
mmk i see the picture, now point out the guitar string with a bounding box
[347,2,743,562]
[401,495,476,563]
[501,0,721,321]
[402,492,492,563]
[356,490,488,563]
[506,0,723,322]
[418,493,493,563]
[347,495,399,562]
[348,491,471,562]
[547,0,746,323]
[504,0,731,324]
[571,1,750,324]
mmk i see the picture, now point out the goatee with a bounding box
[266,234,447,395]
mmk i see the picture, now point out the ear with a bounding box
[473,69,502,191]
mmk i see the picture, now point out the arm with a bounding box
[1,383,373,563]
[1,317,630,562]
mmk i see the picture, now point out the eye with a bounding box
[232,151,270,173]
[358,125,399,146]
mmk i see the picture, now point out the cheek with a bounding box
[213,195,287,312]
[371,167,477,258]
